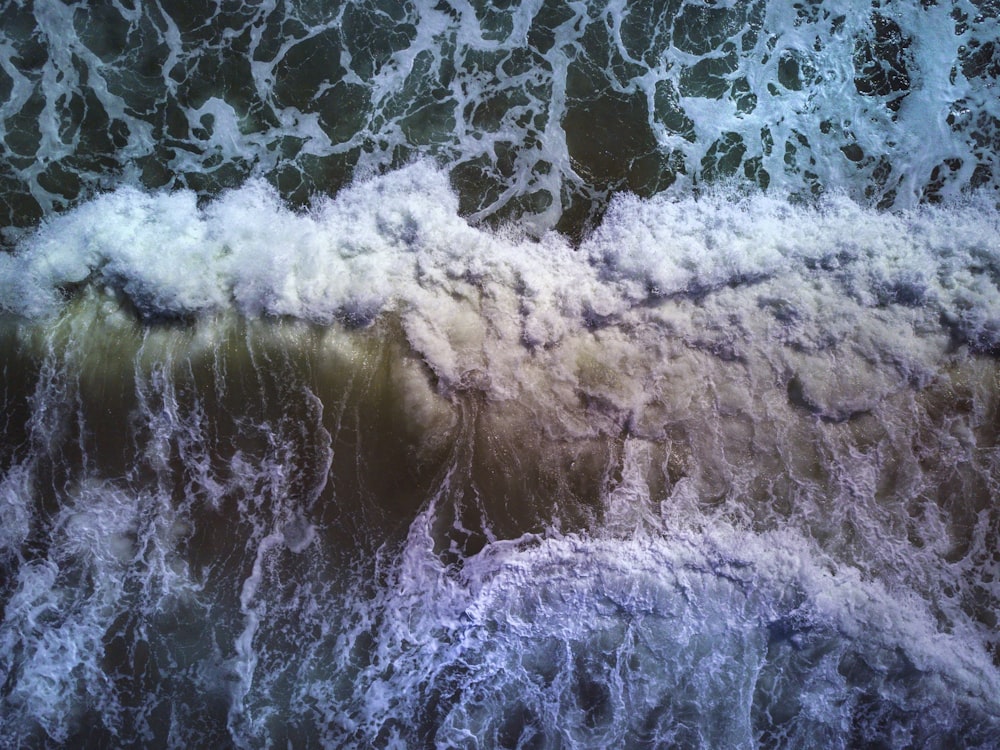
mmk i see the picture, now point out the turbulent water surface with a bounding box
[1,1,1000,748]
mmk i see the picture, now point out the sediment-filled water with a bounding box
[1,1,999,748]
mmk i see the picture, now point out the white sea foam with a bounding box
[0,479,197,746]
[1,165,999,745]
[2,0,998,225]
[3,0,1000,743]
[0,464,32,556]
[2,163,997,380]
[314,507,1000,747]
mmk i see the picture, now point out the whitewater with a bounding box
[1,0,999,748]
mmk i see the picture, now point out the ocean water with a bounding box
[1,1,999,747]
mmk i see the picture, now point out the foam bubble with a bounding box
[316,516,1000,747]
[2,0,998,231]
[0,476,199,745]
[3,163,998,373]
[1,165,998,745]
